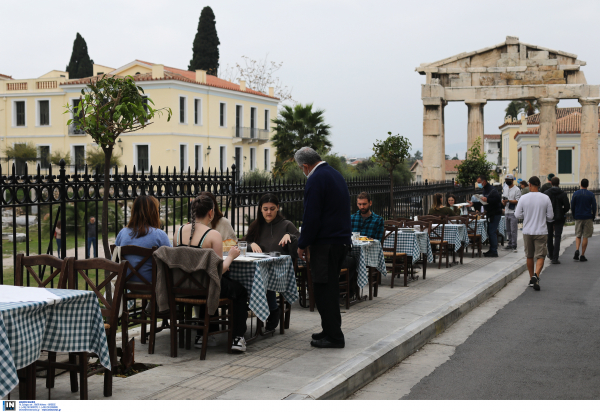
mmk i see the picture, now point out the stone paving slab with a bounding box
[5,225,594,400]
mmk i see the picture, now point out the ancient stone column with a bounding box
[422,97,445,181]
[579,97,600,189]
[465,100,486,151]
[538,98,559,179]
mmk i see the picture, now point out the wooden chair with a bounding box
[42,258,128,400]
[161,256,233,360]
[294,257,315,312]
[382,224,409,287]
[339,268,351,309]
[404,220,432,233]
[110,245,168,355]
[429,222,450,269]
[466,215,483,258]
[447,216,469,264]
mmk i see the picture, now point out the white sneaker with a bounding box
[194,335,218,349]
[231,336,247,352]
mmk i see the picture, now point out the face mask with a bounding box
[505,180,513,186]
[477,183,483,188]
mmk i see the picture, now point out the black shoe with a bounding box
[312,331,327,340]
[547,253,552,260]
[574,250,580,260]
[503,245,514,250]
[310,338,345,349]
[532,275,540,291]
[551,259,561,264]
[580,255,588,262]
[483,251,498,257]
[528,277,534,287]
[264,308,280,332]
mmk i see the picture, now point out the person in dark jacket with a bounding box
[570,178,598,262]
[544,177,570,264]
[87,216,97,258]
[479,175,503,257]
[296,147,351,349]
[244,193,300,331]
[540,173,555,194]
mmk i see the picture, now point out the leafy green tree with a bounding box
[372,132,412,215]
[86,146,122,171]
[505,99,538,119]
[455,137,494,186]
[271,103,332,175]
[66,33,94,79]
[188,6,220,76]
[50,150,71,166]
[64,75,171,262]
[413,150,422,160]
[452,153,459,160]
[4,142,38,162]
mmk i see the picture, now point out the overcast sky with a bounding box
[2,0,600,159]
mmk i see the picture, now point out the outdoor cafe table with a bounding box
[382,230,433,280]
[0,287,111,399]
[470,216,507,243]
[227,254,299,324]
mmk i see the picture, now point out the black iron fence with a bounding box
[0,160,485,286]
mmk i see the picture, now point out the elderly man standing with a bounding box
[296,147,352,349]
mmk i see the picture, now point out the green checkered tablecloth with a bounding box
[383,231,434,263]
[431,224,469,252]
[0,288,111,399]
[470,216,506,243]
[228,255,299,323]
[350,240,387,288]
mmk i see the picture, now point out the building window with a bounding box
[250,107,257,138]
[194,99,201,125]
[558,150,572,174]
[264,109,270,131]
[235,105,243,137]
[136,145,149,172]
[72,98,84,126]
[264,148,270,171]
[14,101,26,127]
[179,96,187,124]
[179,144,188,171]
[235,147,242,174]
[14,143,27,174]
[73,146,85,170]
[142,96,149,114]
[38,146,50,169]
[220,103,226,127]
[416,174,422,183]
[219,146,227,171]
[194,145,202,171]
[250,147,256,171]
[38,100,50,126]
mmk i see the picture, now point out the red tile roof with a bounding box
[484,134,500,140]
[514,110,600,138]
[61,60,278,100]
[0,73,13,79]
[499,108,587,129]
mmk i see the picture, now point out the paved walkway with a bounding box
[7,226,592,400]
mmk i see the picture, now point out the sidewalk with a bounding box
[7,225,596,400]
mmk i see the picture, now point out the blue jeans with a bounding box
[87,237,97,258]
[487,215,501,253]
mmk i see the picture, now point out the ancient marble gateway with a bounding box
[416,36,599,188]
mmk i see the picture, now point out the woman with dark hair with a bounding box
[445,194,462,216]
[200,191,236,241]
[243,193,300,332]
[115,195,171,283]
[428,193,457,217]
[175,194,248,353]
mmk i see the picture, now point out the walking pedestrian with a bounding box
[570,178,597,262]
[502,174,521,251]
[514,176,554,291]
[540,173,554,193]
[519,180,530,196]
[87,216,97,258]
[295,147,351,349]
[544,177,570,264]
[54,220,62,257]
[478,175,503,257]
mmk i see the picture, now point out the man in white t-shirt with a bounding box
[502,174,521,251]
[514,176,554,291]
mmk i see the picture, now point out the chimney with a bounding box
[268,87,274,97]
[520,113,528,131]
[240,80,246,91]
[152,64,164,79]
[195,69,206,83]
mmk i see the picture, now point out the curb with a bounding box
[285,229,600,400]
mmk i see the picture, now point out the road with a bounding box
[351,234,600,400]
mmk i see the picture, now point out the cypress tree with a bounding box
[66,33,94,79]
[188,6,220,76]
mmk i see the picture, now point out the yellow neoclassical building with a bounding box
[0,60,279,175]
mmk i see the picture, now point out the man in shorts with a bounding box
[515,176,554,291]
[570,178,598,262]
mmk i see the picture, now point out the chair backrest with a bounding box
[448,216,468,225]
[159,248,221,299]
[404,220,431,233]
[384,220,406,228]
[69,258,127,328]
[429,221,445,241]
[466,215,479,235]
[15,254,69,288]
[110,244,158,290]
[390,217,412,222]
[382,224,400,254]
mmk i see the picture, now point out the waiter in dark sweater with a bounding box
[296,147,351,349]
[479,175,503,257]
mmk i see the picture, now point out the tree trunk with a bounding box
[102,145,113,304]
[389,170,394,219]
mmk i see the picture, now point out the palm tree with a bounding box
[271,103,332,175]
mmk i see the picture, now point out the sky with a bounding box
[2,0,600,159]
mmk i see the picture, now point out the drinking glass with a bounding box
[238,241,247,257]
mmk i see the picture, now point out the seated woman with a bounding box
[115,195,171,283]
[174,194,247,353]
[427,193,457,217]
[244,193,300,332]
[445,194,462,216]
[201,191,236,241]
